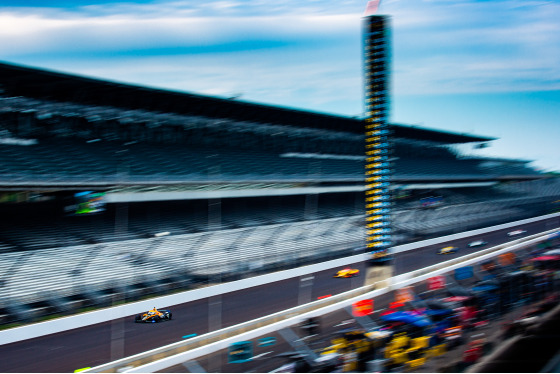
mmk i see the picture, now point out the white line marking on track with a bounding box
[295,334,317,342]
[334,319,355,327]
[252,351,273,360]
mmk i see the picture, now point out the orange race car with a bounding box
[134,307,172,323]
[334,268,360,278]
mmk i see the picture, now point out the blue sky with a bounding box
[1,0,559,171]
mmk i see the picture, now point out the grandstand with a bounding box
[0,61,557,324]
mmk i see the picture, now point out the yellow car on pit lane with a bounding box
[334,268,360,278]
[437,246,458,255]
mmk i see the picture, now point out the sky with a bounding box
[0,0,559,171]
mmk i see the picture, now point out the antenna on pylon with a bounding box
[364,0,381,16]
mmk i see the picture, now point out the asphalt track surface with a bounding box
[1,217,559,373]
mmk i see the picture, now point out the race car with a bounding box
[468,240,487,248]
[334,268,360,278]
[438,246,458,255]
[507,229,526,237]
[134,308,172,323]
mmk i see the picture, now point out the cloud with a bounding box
[384,0,560,94]
[1,0,559,112]
[39,40,363,116]
[0,3,361,57]
[0,0,366,115]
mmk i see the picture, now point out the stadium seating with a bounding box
[2,137,543,184]
[0,138,363,183]
[0,216,365,312]
[0,183,552,319]
[394,157,483,178]
[0,196,361,250]
[0,94,543,185]
[498,179,560,197]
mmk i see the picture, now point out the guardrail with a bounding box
[2,212,558,345]
[86,227,560,373]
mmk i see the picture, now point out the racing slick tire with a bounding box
[134,315,142,323]
[168,312,172,320]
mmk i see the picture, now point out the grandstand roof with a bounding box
[390,124,495,145]
[465,156,533,164]
[0,61,494,144]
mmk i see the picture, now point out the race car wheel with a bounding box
[168,312,172,320]
[135,315,141,323]
[154,316,161,323]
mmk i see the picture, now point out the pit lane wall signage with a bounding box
[352,299,374,317]
[427,275,445,290]
[363,13,392,261]
[394,287,414,304]
[454,266,474,281]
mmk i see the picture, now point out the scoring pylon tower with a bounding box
[363,0,392,264]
